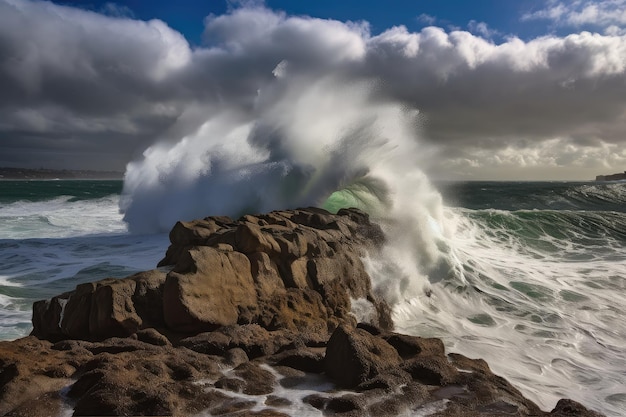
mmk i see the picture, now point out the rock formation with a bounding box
[0,208,604,416]
[595,170,626,181]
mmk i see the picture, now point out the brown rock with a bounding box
[163,247,258,332]
[233,362,276,395]
[31,270,166,342]
[16,207,605,417]
[33,208,391,343]
[383,332,446,359]
[402,355,459,386]
[550,399,604,417]
[88,278,140,340]
[136,327,170,346]
[324,325,402,387]
[273,347,325,373]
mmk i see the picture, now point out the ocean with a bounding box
[0,179,624,416]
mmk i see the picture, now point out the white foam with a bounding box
[391,207,626,415]
[193,364,457,416]
[0,195,126,239]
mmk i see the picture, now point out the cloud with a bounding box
[100,2,134,18]
[417,13,437,25]
[467,20,499,39]
[0,0,192,168]
[1,1,626,178]
[522,0,626,29]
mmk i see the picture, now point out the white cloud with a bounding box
[1,1,626,178]
[437,138,626,180]
[417,13,436,25]
[467,20,499,39]
[100,2,134,18]
[523,0,626,29]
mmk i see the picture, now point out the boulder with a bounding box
[324,325,402,387]
[163,247,257,332]
[32,207,390,342]
[31,270,166,342]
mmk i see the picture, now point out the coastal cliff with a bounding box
[595,170,626,181]
[0,208,602,416]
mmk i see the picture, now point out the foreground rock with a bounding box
[0,325,603,416]
[0,208,604,416]
[32,207,390,343]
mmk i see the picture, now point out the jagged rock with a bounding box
[402,355,459,385]
[136,327,170,346]
[383,332,446,359]
[273,347,325,373]
[32,208,389,341]
[550,399,605,417]
[324,324,402,387]
[163,247,258,332]
[31,270,166,342]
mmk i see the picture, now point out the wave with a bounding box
[0,232,169,342]
[388,205,626,414]
[464,208,626,257]
[440,181,626,212]
[0,195,126,239]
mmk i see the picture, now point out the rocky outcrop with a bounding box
[595,170,626,181]
[0,324,604,417]
[0,207,604,416]
[32,207,389,342]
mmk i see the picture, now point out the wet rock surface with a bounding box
[1,208,604,416]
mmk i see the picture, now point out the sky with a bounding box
[1,0,626,180]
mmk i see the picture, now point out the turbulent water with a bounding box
[0,180,169,340]
[1,178,624,415]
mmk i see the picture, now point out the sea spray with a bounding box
[120,73,441,237]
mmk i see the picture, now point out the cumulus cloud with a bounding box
[1,0,626,178]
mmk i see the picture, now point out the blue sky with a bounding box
[57,0,614,44]
[1,0,626,179]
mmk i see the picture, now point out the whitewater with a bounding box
[1,79,625,416]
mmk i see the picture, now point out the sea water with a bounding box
[0,180,168,340]
[0,179,624,415]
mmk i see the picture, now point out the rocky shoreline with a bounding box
[0,208,602,416]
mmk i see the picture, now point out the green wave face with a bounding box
[322,177,391,216]
[465,209,626,255]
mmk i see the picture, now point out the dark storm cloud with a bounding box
[0,0,191,169]
[1,1,625,176]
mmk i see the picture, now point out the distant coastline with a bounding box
[0,167,123,180]
[595,170,626,181]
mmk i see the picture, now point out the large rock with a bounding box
[1,323,604,417]
[163,247,257,332]
[32,270,166,342]
[13,207,605,416]
[32,207,390,341]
